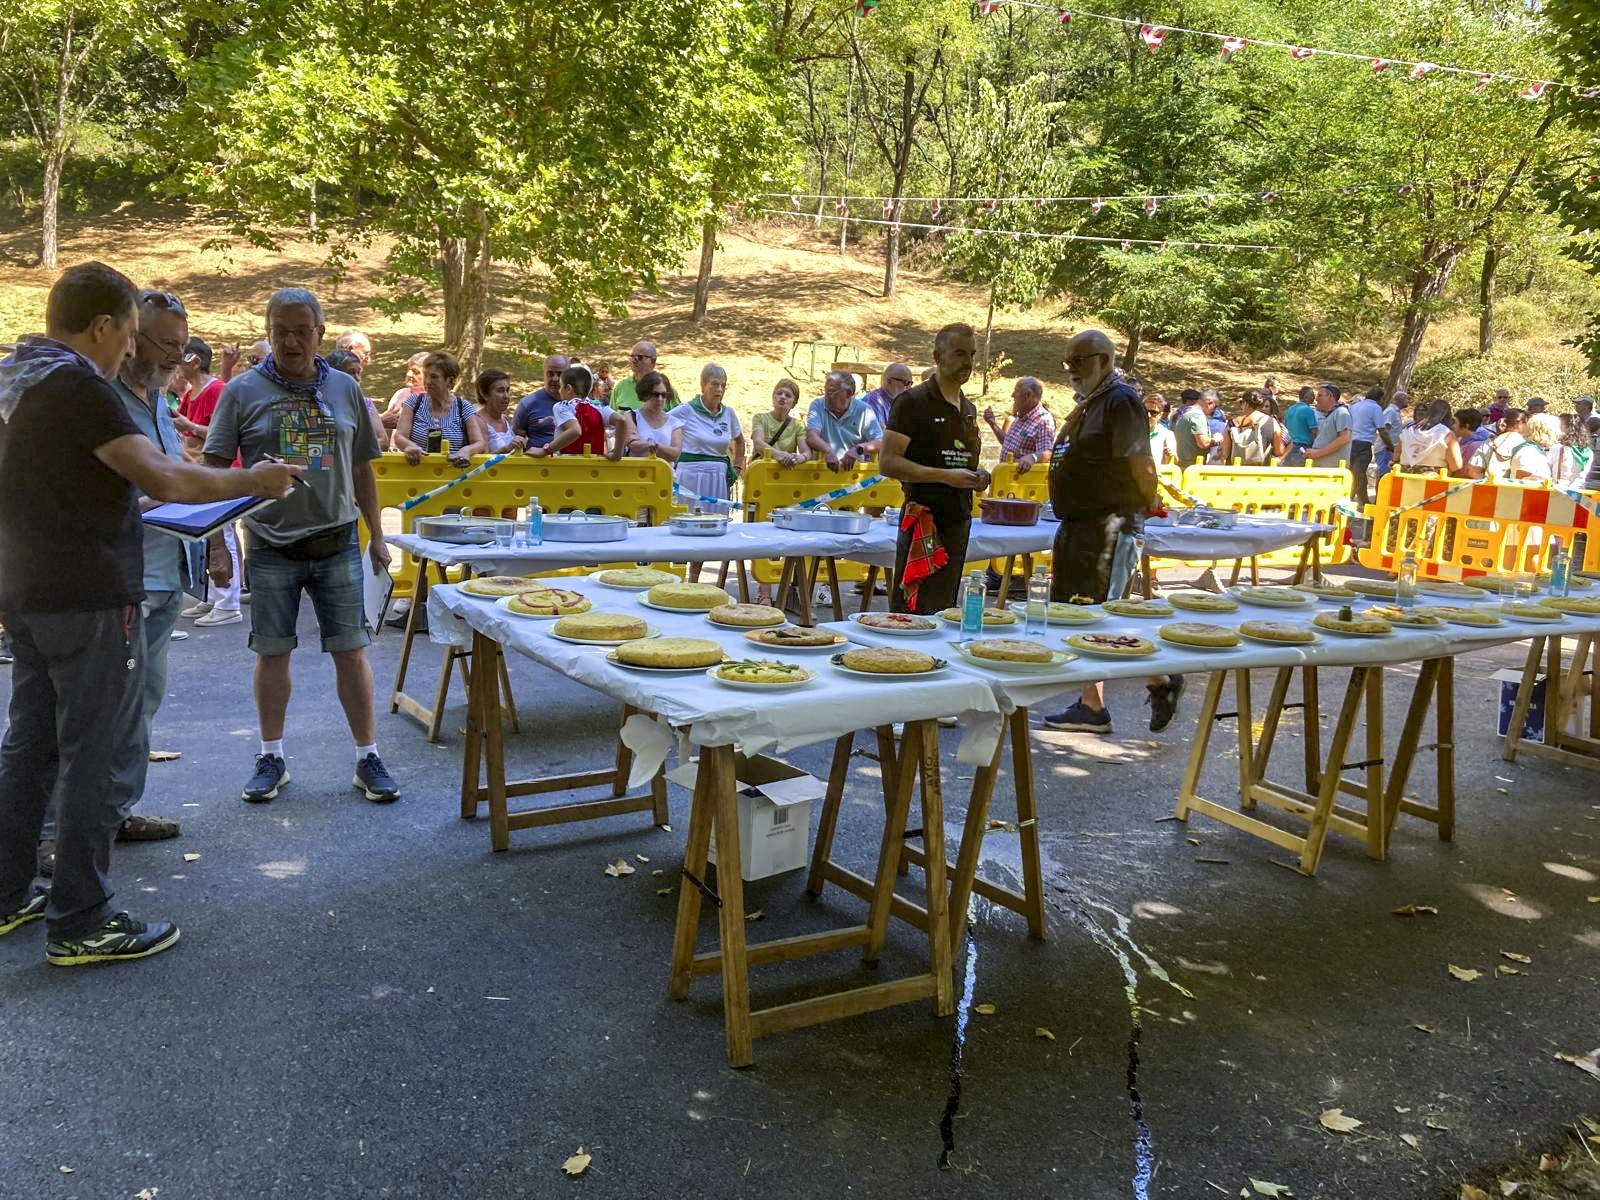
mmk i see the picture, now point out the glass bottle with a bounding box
[1025,564,1051,637]
[1396,548,1418,609]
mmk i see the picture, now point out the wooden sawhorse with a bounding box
[1503,633,1600,771]
[390,561,518,742]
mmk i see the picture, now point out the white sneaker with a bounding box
[194,608,243,627]
[181,602,213,619]
[170,630,189,641]
[240,591,251,604]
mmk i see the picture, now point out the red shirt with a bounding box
[180,378,225,429]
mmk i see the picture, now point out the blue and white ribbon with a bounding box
[671,480,735,511]
[399,453,510,512]
[796,473,888,508]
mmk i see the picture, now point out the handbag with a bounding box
[274,522,356,561]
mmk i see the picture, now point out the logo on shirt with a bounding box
[274,399,337,470]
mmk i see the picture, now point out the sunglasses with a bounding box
[629,353,657,362]
[644,390,671,399]
[139,290,188,318]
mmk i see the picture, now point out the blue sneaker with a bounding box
[1043,701,1113,734]
[243,753,290,803]
[46,912,179,967]
[0,891,47,937]
[353,753,400,803]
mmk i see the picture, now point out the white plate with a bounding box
[938,614,1022,630]
[852,613,942,637]
[705,665,817,691]
[605,651,726,674]
[495,595,588,620]
[548,623,662,646]
[1063,636,1158,659]
[949,641,1076,672]
[1238,628,1320,645]
[1228,588,1313,608]
[1416,581,1490,600]
[1006,602,1104,625]
[638,595,734,614]
[707,614,787,630]
[1311,622,1392,637]
[1156,634,1243,651]
[742,629,850,651]
[829,654,950,678]
[588,570,679,591]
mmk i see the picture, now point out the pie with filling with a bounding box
[614,637,725,668]
[714,659,814,685]
[967,638,1054,663]
[1231,586,1313,607]
[1416,580,1484,599]
[1158,621,1241,648]
[463,576,544,597]
[858,612,937,631]
[1500,601,1565,622]
[1238,620,1317,643]
[646,581,731,610]
[938,607,1019,625]
[1312,610,1393,635]
[839,647,940,674]
[506,588,590,616]
[1346,579,1400,598]
[747,626,846,647]
[1102,599,1174,618]
[551,611,648,641]
[1291,581,1358,600]
[1412,604,1502,627]
[1538,596,1600,615]
[1362,605,1444,628]
[708,603,787,627]
[596,567,678,589]
[1066,632,1157,657]
[1167,591,1240,613]
[1037,601,1102,623]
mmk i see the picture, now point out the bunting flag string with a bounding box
[970,0,1585,97]
[754,208,1282,251]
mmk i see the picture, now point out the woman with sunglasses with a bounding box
[475,369,525,455]
[1145,393,1177,465]
[625,371,683,460]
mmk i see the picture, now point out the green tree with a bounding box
[173,0,784,379]
[1542,0,1600,373]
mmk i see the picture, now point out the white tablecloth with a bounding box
[822,598,1600,713]
[427,577,1004,782]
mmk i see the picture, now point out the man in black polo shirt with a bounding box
[1043,329,1182,735]
[0,262,298,966]
[882,323,988,613]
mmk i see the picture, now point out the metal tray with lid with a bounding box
[668,513,730,537]
[771,505,872,535]
[413,515,513,545]
[541,513,632,542]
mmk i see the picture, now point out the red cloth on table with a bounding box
[897,501,948,611]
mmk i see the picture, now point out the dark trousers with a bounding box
[1349,440,1374,507]
[891,517,971,614]
[0,607,146,938]
[1050,512,1136,603]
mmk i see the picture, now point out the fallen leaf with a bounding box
[1319,1108,1363,1135]
[1395,1106,1413,1113]
[182,853,201,863]
[635,854,650,863]
[745,909,765,921]
[136,1189,160,1200]
[1196,857,1230,865]
[1539,1153,1560,1172]
[1499,951,1532,964]
[1145,740,1161,749]
[1589,896,1599,904]
[562,1149,591,1177]
[1447,964,1482,982]
[603,859,635,878]
[1187,837,1202,846]
[1556,1049,1600,1081]
[1249,1180,1292,1198]
[973,1002,997,1015]
[656,887,673,897]
[651,869,665,876]
[1392,904,1438,917]
[1581,1117,1600,1135]
[660,824,672,833]
[1414,1024,1438,1035]
[1495,965,1524,977]
[58,1166,74,1175]
[1500,1182,1521,1197]
[1035,1027,1055,1041]
[1426,1118,1450,1131]
[1460,1186,1489,1200]
[1401,1133,1422,1152]
[148,750,181,762]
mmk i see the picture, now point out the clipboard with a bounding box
[363,555,395,632]
[142,496,279,542]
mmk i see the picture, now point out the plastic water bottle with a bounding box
[527,495,543,547]
[1548,537,1570,598]
[960,570,986,638]
[1396,548,1418,609]
[1025,565,1051,637]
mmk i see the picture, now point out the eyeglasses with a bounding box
[1065,352,1107,367]
[138,290,188,318]
[644,390,670,399]
[629,353,657,362]
[138,329,186,357]
[1145,409,1164,417]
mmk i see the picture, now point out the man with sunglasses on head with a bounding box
[610,340,667,413]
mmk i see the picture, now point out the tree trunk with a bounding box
[882,67,917,299]
[981,286,996,392]
[692,212,716,322]
[1121,319,1142,374]
[459,218,491,384]
[1384,246,1465,398]
[1478,241,1500,355]
[439,234,468,362]
[813,146,828,229]
[883,224,901,297]
[309,179,318,232]
[39,144,65,269]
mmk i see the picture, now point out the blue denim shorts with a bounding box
[246,531,372,656]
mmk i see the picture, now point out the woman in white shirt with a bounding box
[1144,394,1177,465]
[1399,399,1462,474]
[625,370,683,461]
[672,363,745,505]
[1510,413,1558,482]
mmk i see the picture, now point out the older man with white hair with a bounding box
[204,287,398,806]
[983,376,1055,473]
[805,370,882,471]
[610,340,662,413]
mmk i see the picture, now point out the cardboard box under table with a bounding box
[1502,629,1600,772]
[426,578,1004,1066]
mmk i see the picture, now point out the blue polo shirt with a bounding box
[114,376,200,595]
[1284,401,1319,447]
[1348,397,1384,443]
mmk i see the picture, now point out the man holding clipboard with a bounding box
[0,263,300,965]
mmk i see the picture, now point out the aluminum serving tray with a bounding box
[541,513,631,542]
[668,514,730,537]
[413,515,513,545]
[772,505,872,535]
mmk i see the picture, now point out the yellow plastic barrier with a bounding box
[743,457,902,585]
[1178,464,1353,568]
[1358,472,1599,579]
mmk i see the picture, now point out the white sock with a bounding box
[356,743,378,764]
[261,738,284,758]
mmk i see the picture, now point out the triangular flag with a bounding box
[882,198,895,219]
[931,197,944,219]
[1033,197,1046,208]
[1409,62,1436,79]
[834,196,848,215]
[1058,9,1073,26]
[1289,46,1315,61]
[1520,80,1548,100]
[1139,25,1167,52]
[1582,86,1600,100]
[1474,72,1495,93]
[1090,198,1105,215]
[1371,57,1392,75]
[1260,190,1281,202]
[855,0,879,16]
[1120,240,1132,252]
[790,194,802,209]
[1143,196,1159,216]
[985,198,999,214]
[978,1,1006,13]
[1219,36,1246,63]
[1397,183,1415,196]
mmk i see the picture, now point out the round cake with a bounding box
[614,637,725,668]
[967,638,1053,663]
[1500,601,1565,622]
[1416,580,1484,599]
[1538,596,1600,615]
[1292,581,1358,600]
[858,612,937,632]
[748,626,845,647]
[551,611,648,641]
[1039,601,1102,623]
[1167,591,1240,613]
[1158,621,1241,648]
[1233,586,1313,607]
[1102,599,1174,618]
[1313,610,1393,635]
[1238,620,1317,644]
[714,659,814,685]
[938,607,1019,626]
[1463,573,1529,591]
[507,588,590,616]
[1536,573,1593,591]
[596,567,678,589]
[1066,632,1157,657]
[646,582,731,610]
[708,602,787,627]
[839,647,939,674]
[1347,579,1400,598]
[1412,604,1502,627]
[463,576,544,597]
[1363,605,1444,628]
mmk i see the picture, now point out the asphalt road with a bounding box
[2,580,1598,1200]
